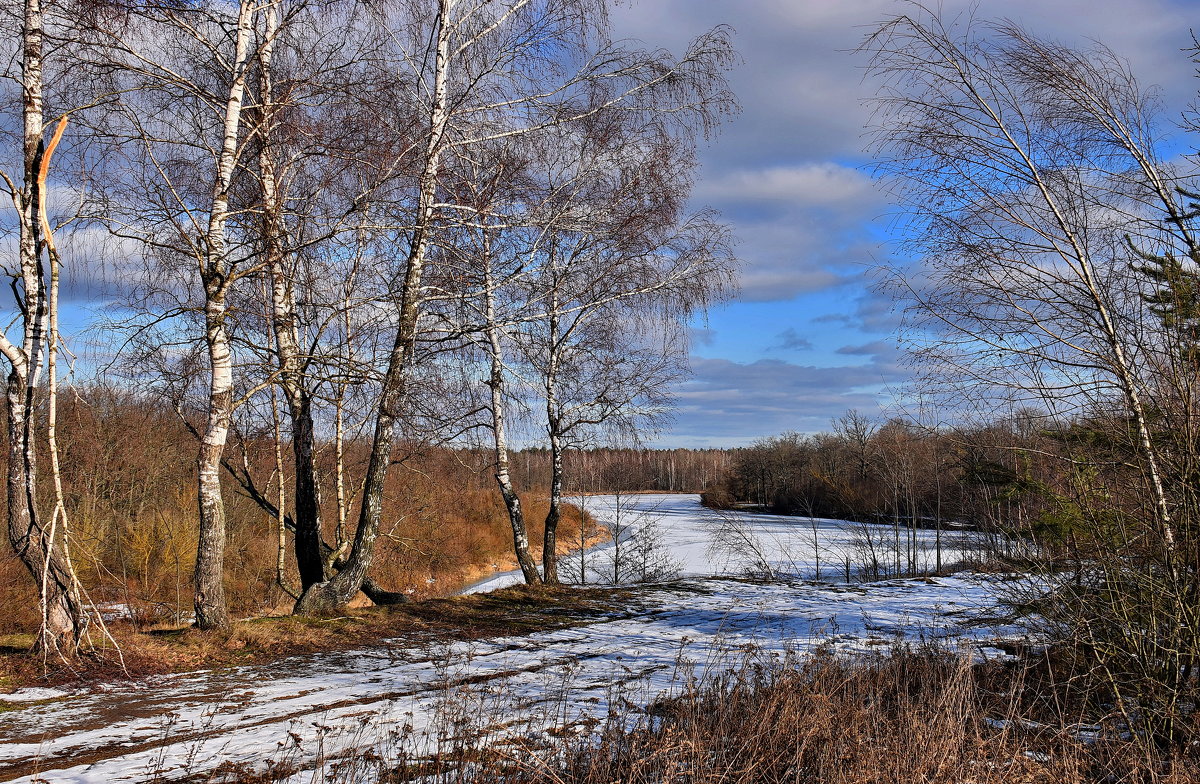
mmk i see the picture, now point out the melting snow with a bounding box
[0,494,1028,783]
[0,688,72,704]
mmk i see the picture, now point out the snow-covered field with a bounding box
[467,493,982,593]
[0,494,1025,784]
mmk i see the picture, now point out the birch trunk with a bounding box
[7,372,81,653]
[483,252,540,584]
[2,0,82,655]
[541,296,564,584]
[195,294,233,630]
[40,116,86,656]
[193,0,256,630]
[543,424,564,584]
[256,6,326,590]
[269,383,299,599]
[294,0,452,615]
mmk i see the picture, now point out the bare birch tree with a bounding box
[432,97,736,586]
[481,234,543,584]
[90,0,289,629]
[240,0,405,600]
[0,0,93,654]
[292,0,735,613]
[423,149,546,584]
[515,128,736,581]
[864,7,1200,744]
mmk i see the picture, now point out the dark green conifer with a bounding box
[1130,189,1200,363]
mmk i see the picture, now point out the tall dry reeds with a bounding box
[296,649,1200,784]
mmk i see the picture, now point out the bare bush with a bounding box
[704,509,794,580]
[572,492,682,586]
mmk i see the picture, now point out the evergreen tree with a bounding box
[1130,189,1200,364]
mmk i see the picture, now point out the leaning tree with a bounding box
[865,7,1200,746]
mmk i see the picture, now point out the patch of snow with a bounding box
[0,494,1029,784]
[1,687,72,704]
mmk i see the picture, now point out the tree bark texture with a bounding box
[255,4,327,591]
[193,0,256,630]
[542,302,564,584]
[294,0,453,615]
[2,0,83,654]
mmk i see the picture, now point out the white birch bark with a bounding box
[1,0,84,656]
[193,0,257,631]
[542,287,565,584]
[483,247,540,584]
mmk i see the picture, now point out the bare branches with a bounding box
[865,6,1200,745]
[0,0,737,627]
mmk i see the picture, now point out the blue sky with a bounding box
[38,0,1200,449]
[606,0,1200,447]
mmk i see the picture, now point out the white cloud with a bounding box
[611,0,1199,308]
[694,162,885,302]
[696,163,881,206]
[658,353,905,447]
[611,0,1195,169]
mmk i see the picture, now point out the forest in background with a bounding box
[704,409,1134,553]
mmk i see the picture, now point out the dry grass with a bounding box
[0,388,608,641]
[307,649,1200,784]
[0,583,633,693]
[376,489,601,599]
[0,559,40,641]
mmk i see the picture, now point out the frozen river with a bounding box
[466,492,980,592]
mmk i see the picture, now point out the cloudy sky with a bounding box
[604,0,1200,447]
[39,0,1200,449]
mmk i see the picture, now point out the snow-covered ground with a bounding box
[467,493,983,593]
[0,494,1024,784]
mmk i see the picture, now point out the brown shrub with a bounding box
[381,650,1200,784]
[0,386,602,639]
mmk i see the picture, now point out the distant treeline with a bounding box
[700,409,1148,552]
[508,448,733,495]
